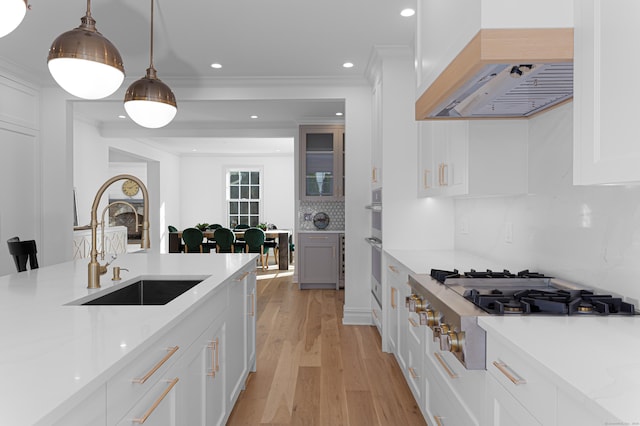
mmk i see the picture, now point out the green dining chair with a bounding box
[243,227,266,270]
[214,228,235,253]
[182,227,204,253]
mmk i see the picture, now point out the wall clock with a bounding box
[121,179,140,197]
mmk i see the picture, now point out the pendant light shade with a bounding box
[124,68,177,128]
[124,0,177,128]
[0,0,27,38]
[47,1,124,99]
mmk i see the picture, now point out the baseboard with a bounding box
[342,306,374,325]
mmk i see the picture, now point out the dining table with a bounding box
[168,229,291,270]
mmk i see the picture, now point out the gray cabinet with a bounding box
[298,232,339,289]
[299,125,345,200]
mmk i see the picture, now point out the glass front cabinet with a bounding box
[299,125,345,200]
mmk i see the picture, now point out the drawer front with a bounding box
[425,358,478,426]
[107,286,228,424]
[298,232,338,245]
[486,334,556,426]
[405,324,423,402]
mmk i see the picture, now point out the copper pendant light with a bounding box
[123,0,177,129]
[47,0,125,99]
[0,0,28,38]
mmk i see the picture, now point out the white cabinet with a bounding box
[73,264,256,426]
[299,125,345,200]
[246,275,257,373]
[485,333,556,426]
[424,328,484,425]
[226,270,250,407]
[573,0,640,185]
[485,373,542,426]
[371,79,382,187]
[298,232,339,289]
[418,120,527,198]
[179,316,227,426]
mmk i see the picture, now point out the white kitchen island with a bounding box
[0,252,258,425]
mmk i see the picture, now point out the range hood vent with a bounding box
[416,28,574,120]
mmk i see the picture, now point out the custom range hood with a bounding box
[416,28,574,120]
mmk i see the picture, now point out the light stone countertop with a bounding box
[385,248,640,424]
[0,252,257,425]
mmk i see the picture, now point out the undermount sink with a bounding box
[80,279,204,305]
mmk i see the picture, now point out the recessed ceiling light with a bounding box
[343,62,354,68]
[192,148,197,152]
[336,112,343,116]
[400,8,415,17]
[210,63,222,69]
[250,115,258,119]
[118,115,126,119]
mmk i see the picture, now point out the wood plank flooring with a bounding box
[227,267,426,426]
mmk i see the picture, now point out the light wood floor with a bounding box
[227,266,426,426]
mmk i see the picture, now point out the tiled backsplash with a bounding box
[299,200,345,230]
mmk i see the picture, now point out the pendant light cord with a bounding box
[149,0,155,70]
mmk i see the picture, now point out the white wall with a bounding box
[455,102,640,305]
[72,118,182,254]
[178,153,295,231]
[0,73,40,276]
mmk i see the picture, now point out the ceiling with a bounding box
[0,0,417,155]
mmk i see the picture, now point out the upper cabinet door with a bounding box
[299,125,345,200]
[574,0,640,185]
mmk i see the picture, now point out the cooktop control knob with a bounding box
[405,294,419,308]
[441,330,464,353]
[407,294,426,312]
[433,323,450,340]
[418,309,437,327]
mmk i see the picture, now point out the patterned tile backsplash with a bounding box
[299,200,345,230]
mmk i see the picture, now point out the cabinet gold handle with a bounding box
[408,367,418,379]
[423,169,431,189]
[308,236,329,240]
[208,338,220,377]
[492,360,526,385]
[433,415,444,426]
[388,265,398,273]
[235,271,249,281]
[372,167,377,182]
[438,163,442,186]
[434,352,458,379]
[391,287,397,309]
[132,378,179,424]
[249,292,255,317]
[408,317,418,327]
[441,163,449,186]
[132,346,179,384]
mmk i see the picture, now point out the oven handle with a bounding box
[364,204,382,212]
[364,237,382,248]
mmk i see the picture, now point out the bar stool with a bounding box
[7,237,39,272]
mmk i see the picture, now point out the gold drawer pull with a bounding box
[423,169,431,189]
[132,378,179,423]
[493,360,527,385]
[388,265,399,273]
[433,415,444,426]
[235,271,250,281]
[208,338,220,377]
[391,287,397,309]
[307,236,329,240]
[434,352,458,379]
[408,367,418,379]
[132,346,179,384]
[408,317,418,327]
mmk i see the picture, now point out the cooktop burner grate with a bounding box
[464,288,636,316]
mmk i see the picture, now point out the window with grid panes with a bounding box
[227,170,261,228]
